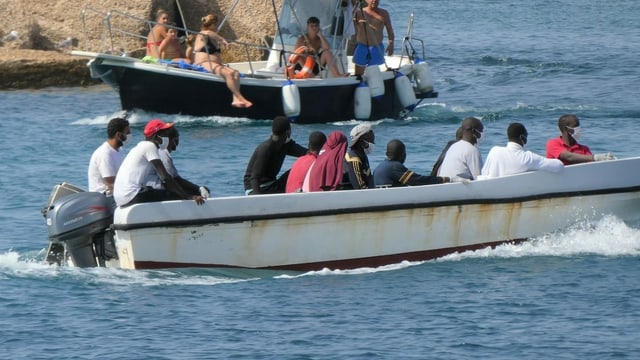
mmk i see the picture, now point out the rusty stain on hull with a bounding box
[118,190,640,270]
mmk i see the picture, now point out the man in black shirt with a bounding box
[243,116,307,195]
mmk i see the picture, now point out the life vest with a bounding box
[286,46,316,79]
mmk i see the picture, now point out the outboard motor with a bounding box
[43,183,117,267]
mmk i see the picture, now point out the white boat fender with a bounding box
[398,64,413,76]
[394,71,417,111]
[354,80,372,120]
[413,58,434,93]
[364,65,385,100]
[282,79,301,122]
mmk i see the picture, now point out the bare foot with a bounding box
[232,100,253,108]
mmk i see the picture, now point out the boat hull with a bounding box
[86,54,433,123]
[112,158,640,271]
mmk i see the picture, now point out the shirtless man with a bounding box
[159,26,190,63]
[294,17,347,77]
[146,9,170,58]
[353,0,394,76]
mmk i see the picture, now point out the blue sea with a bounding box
[2,0,640,358]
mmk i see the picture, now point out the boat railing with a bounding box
[76,3,426,79]
[400,36,428,65]
[79,6,157,57]
[77,5,293,77]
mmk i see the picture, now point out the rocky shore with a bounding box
[0,0,280,90]
[0,49,98,89]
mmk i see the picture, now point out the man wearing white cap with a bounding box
[113,119,205,207]
[345,123,375,189]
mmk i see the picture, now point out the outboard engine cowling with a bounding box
[45,190,116,267]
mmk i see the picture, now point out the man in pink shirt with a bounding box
[285,131,326,193]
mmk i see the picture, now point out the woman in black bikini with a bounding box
[193,14,253,109]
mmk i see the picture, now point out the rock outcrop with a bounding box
[0,0,282,89]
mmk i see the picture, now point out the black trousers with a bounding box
[122,187,181,207]
[248,170,290,195]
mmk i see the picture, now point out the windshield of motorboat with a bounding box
[276,0,354,47]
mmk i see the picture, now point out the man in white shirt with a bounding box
[481,122,564,178]
[88,118,131,195]
[113,119,205,207]
[437,117,484,180]
[158,126,210,198]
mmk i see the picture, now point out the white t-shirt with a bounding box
[159,149,179,178]
[113,141,162,206]
[437,140,483,180]
[480,142,564,178]
[88,141,124,194]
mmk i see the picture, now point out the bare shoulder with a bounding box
[379,8,392,20]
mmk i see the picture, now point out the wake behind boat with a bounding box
[72,0,438,123]
[43,158,640,270]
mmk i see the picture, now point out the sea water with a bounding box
[1,0,640,358]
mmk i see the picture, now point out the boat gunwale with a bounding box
[111,185,640,231]
[75,50,368,87]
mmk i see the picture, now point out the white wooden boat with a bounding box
[44,158,640,270]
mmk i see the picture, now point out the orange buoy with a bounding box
[286,46,316,79]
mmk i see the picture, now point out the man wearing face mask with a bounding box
[88,117,131,195]
[480,122,563,179]
[243,116,307,195]
[546,114,615,165]
[113,119,205,207]
[345,123,375,189]
[437,117,484,180]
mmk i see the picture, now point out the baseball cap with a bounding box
[144,119,174,137]
[349,123,372,147]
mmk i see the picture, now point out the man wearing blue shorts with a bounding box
[353,0,394,76]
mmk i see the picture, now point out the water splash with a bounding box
[0,250,254,286]
[440,215,640,261]
[71,109,271,127]
[4,216,637,283]
[72,110,127,125]
[275,260,421,279]
[282,215,640,278]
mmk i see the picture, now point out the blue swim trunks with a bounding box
[353,42,385,67]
